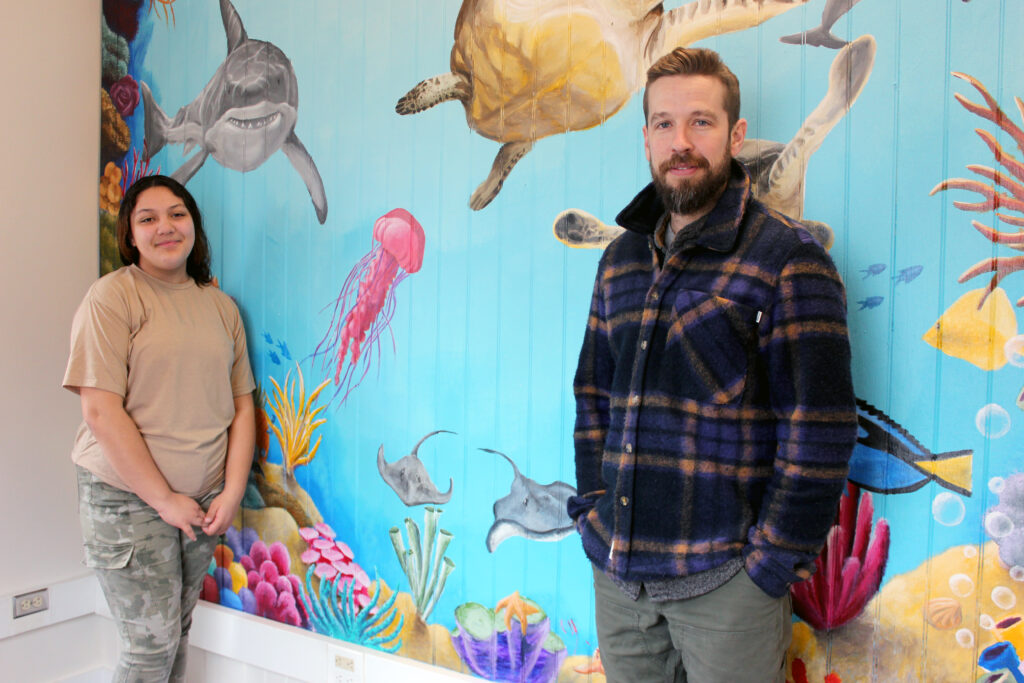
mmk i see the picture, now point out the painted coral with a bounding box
[299,522,372,610]
[389,506,455,620]
[99,162,123,214]
[789,659,843,683]
[109,74,140,117]
[302,565,403,652]
[451,594,566,683]
[265,363,331,479]
[790,482,890,631]
[201,526,310,629]
[930,73,1024,307]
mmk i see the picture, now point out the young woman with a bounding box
[64,175,255,682]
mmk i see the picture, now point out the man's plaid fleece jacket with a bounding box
[568,160,858,599]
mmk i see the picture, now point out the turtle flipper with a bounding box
[470,141,533,210]
[396,73,470,115]
[766,35,876,217]
[648,0,809,65]
[552,208,624,249]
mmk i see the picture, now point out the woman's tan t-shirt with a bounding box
[63,265,255,497]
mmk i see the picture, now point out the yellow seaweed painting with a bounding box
[265,363,331,478]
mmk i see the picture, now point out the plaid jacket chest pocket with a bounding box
[662,289,760,404]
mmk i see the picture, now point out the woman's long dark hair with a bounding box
[116,175,213,285]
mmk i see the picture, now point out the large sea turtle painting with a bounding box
[396,0,819,211]
[553,33,877,250]
[141,0,328,224]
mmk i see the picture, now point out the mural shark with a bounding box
[480,448,577,552]
[140,0,327,223]
[378,430,456,506]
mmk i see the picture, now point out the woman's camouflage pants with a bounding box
[77,466,221,683]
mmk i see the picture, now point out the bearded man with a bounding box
[568,47,858,683]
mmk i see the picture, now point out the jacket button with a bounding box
[651,291,659,301]
[625,444,633,454]
[640,340,648,351]
[620,496,629,506]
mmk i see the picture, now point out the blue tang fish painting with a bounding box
[849,399,973,496]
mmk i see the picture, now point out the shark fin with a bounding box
[220,0,247,53]
[171,149,209,185]
[140,81,171,161]
[282,131,328,224]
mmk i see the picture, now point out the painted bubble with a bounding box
[963,546,978,559]
[950,573,975,598]
[976,403,1011,439]
[933,492,966,527]
[985,510,1015,539]
[992,586,1017,610]
[1011,566,1024,582]
[956,628,974,648]
[979,614,995,630]
[1005,335,1024,367]
[990,477,1006,495]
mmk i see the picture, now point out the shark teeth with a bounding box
[228,111,281,130]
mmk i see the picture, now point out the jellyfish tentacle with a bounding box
[340,250,400,371]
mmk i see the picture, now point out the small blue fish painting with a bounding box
[860,263,886,279]
[857,296,884,310]
[276,339,292,361]
[894,265,924,284]
[263,332,274,344]
[849,398,973,496]
[268,350,281,365]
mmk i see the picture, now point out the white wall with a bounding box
[0,1,100,592]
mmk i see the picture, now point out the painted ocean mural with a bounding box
[97,0,1024,680]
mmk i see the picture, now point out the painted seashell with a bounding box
[926,597,963,630]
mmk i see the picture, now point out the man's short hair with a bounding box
[643,48,741,128]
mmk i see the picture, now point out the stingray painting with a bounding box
[480,448,576,552]
[378,430,456,506]
[140,0,327,223]
[554,34,876,250]
[397,0,814,210]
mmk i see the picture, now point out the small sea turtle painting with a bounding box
[397,0,813,210]
[553,33,877,250]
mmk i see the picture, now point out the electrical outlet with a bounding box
[13,588,48,618]
[327,644,364,683]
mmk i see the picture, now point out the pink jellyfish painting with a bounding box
[314,209,425,403]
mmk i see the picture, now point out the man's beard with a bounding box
[650,152,732,217]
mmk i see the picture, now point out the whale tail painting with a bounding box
[140,0,327,224]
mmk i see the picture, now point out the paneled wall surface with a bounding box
[95,1,1024,681]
